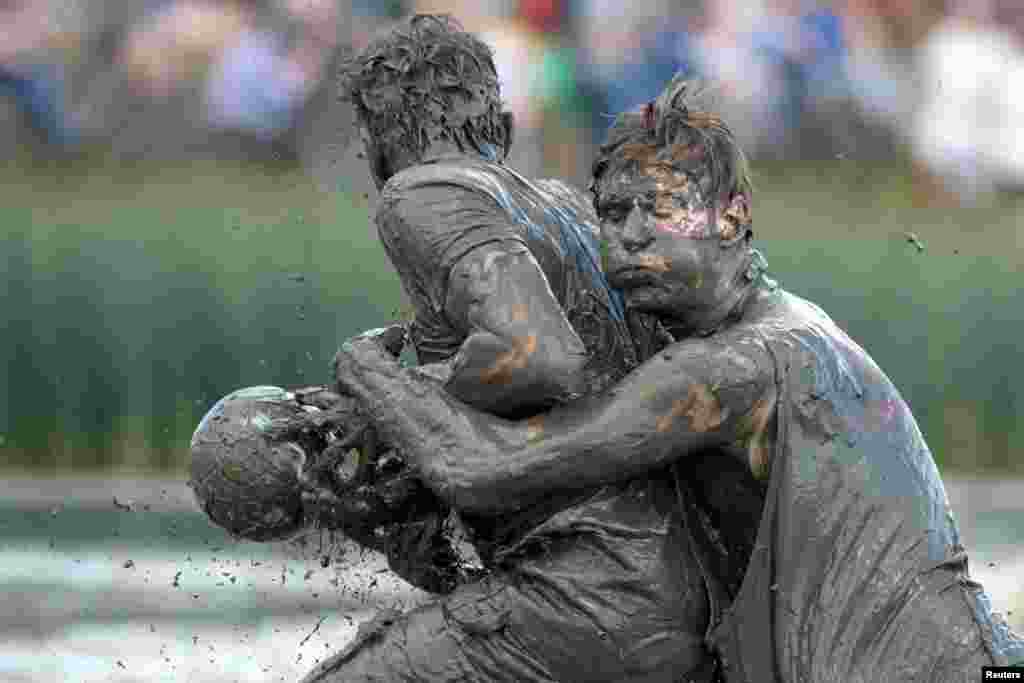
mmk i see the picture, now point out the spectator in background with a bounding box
[350,0,408,53]
[839,0,942,155]
[576,1,695,146]
[516,0,596,182]
[0,0,81,148]
[691,0,850,158]
[412,0,552,177]
[473,1,544,137]
[118,0,248,98]
[912,0,1024,202]
[993,1,1024,43]
[203,0,342,142]
[689,0,783,156]
[749,0,848,154]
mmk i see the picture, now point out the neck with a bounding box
[667,285,758,339]
[664,251,766,338]
[418,139,465,162]
[420,138,502,164]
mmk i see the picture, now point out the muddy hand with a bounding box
[333,325,406,398]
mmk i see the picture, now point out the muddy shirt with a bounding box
[377,154,667,554]
[366,156,712,679]
[377,153,640,392]
[690,290,1024,682]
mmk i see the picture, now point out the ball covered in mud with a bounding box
[189,386,319,541]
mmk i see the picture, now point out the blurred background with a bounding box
[1,1,1022,681]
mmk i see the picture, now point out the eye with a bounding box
[636,197,659,215]
[599,206,629,224]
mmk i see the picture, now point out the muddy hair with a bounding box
[590,74,753,209]
[341,14,509,161]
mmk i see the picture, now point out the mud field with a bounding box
[1,476,1021,683]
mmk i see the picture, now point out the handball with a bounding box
[188,385,344,541]
[188,383,483,593]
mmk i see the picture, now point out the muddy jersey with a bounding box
[376,153,643,398]
[687,290,1024,682]
[376,154,676,553]
[357,155,712,681]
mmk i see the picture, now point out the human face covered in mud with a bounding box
[595,143,755,335]
[590,87,758,336]
[327,76,1024,682]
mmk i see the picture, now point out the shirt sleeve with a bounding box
[376,181,527,362]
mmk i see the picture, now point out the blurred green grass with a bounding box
[2,155,1022,475]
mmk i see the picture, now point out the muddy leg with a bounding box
[299,576,556,683]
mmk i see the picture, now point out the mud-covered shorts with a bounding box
[301,480,713,683]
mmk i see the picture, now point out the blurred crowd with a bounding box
[1,0,349,164]
[3,0,1024,202]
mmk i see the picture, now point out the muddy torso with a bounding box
[374,157,714,680]
[379,154,644,397]
[699,289,1024,682]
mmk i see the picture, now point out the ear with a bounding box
[718,192,752,243]
[500,111,515,159]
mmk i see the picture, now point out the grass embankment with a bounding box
[2,156,1022,476]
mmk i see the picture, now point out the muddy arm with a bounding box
[436,241,589,416]
[335,332,774,515]
[377,187,589,418]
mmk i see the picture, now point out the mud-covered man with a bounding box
[300,15,714,683]
[331,75,1024,681]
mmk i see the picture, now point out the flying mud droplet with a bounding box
[902,231,925,253]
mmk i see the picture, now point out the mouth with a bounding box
[609,266,658,289]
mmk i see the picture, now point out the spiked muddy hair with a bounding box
[590,75,753,209]
[341,14,509,161]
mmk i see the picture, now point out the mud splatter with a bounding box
[526,415,544,442]
[636,254,671,273]
[655,383,724,433]
[480,334,538,384]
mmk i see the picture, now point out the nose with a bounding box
[620,204,654,253]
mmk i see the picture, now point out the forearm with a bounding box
[336,341,711,515]
[336,351,498,508]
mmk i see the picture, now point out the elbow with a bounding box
[448,337,588,415]
[524,329,590,392]
[493,348,587,416]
